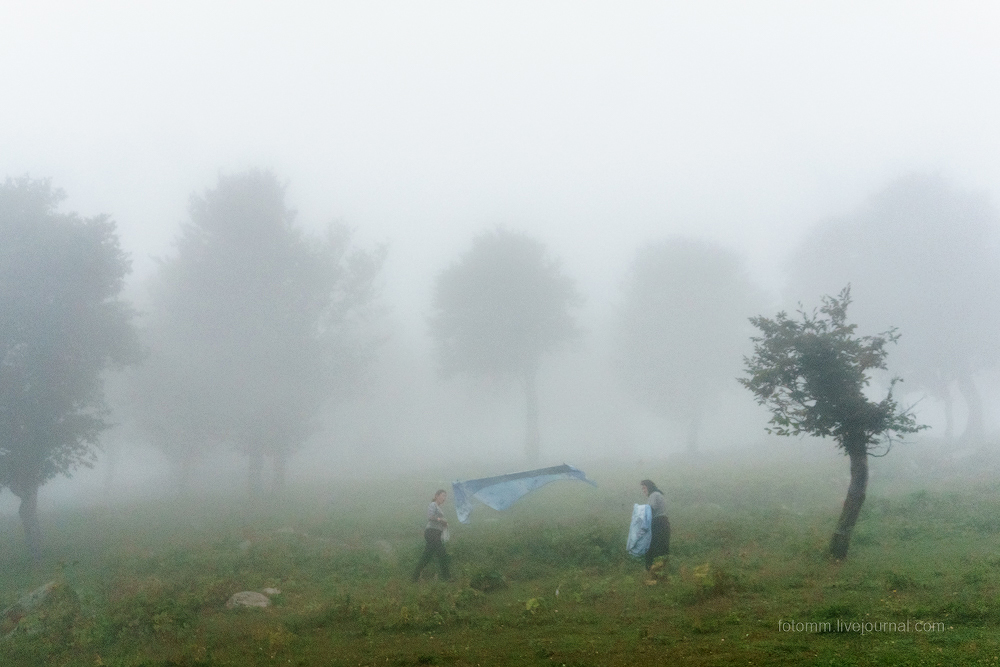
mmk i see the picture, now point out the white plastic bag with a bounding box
[627,503,652,556]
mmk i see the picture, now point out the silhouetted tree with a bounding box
[740,287,924,559]
[787,175,1000,444]
[616,238,761,451]
[125,327,226,492]
[0,176,139,560]
[134,169,383,494]
[429,228,581,461]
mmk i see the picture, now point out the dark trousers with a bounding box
[646,515,671,570]
[412,528,450,581]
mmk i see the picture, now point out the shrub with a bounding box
[469,569,507,593]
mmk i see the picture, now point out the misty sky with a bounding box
[4,2,1000,326]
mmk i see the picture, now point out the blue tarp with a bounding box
[452,464,598,524]
[627,503,652,556]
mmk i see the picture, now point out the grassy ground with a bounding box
[1,448,999,666]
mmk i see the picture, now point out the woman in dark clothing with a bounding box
[641,479,670,571]
[412,489,451,582]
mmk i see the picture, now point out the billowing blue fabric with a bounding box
[627,504,652,556]
[452,464,598,524]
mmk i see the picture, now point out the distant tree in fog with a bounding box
[133,169,384,493]
[787,175,1000,444]
[741,287,925,559]
[615,238,760,452]
[126,326,226,491]
[429,228,581,461]
[0,177,140,560]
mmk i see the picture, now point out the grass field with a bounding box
[1,445,999,666]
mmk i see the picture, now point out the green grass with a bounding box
[2,451,1000,665]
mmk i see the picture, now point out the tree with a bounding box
[0,176,139,560]
[740,287,924,559]
[429,228,581,461]
[133,169,383,493]
[615,238,761,452]
[787,175,1000,444]
[125,325,227,492]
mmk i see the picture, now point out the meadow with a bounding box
[1,443,999,666]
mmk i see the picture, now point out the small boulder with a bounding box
[261,587,281,596]
[226,591,271,609]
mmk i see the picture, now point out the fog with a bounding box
[4,2,1000,510]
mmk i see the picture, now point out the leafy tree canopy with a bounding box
[430,227,581,379]
[616,237,761,449]
[0,176,139,558]
[134,169,384,486]
[786,174,1000,440]
[740,287,923,453]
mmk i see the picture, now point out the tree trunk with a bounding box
[273,451,288,492]
[829,441,868,560]
[942,390,954,442]
[248,448,265,498]
[176,451,195,495]
[956,374,984,445]
[524,367,540,463]
[686,411,701,454]
[12,483,42,563]
[103,441,119,498]
[927,374,954,441]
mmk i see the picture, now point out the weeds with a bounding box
[2,459,1000,665]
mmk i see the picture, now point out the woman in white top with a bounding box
[640,479,670,571]
[412,489,451,582]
